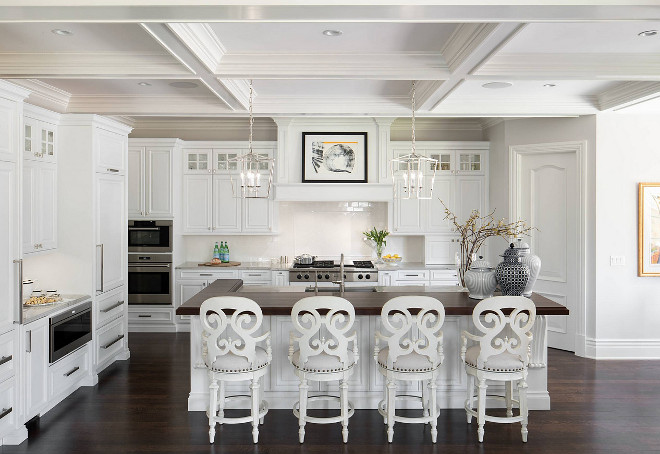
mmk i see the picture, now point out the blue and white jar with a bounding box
[495,244,530,296]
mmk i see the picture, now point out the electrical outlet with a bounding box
[610,255,626,266]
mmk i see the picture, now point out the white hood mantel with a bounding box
[274,183,393,202]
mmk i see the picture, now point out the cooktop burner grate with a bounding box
[292,260,335,269]
[352,260,375,269]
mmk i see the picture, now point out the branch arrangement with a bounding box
[440,200,534,286]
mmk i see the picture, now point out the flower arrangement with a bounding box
[363,227,390,263]
[441,201,533,287]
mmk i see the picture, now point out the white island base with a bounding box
[185,315,551,411]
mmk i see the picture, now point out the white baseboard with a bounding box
[187,390,550,412]
[585,338,660,359]
[1,426,28,446]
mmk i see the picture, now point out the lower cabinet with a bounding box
[96,316,127,373]
[0,327,20,445]
[23,318,49,421]
[95,286,129,373]
[48,345,91,406]
[0,378,17,441]
[378,268,459,287]
[127,306,175,332]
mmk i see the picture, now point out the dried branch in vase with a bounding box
[440,200,534,287]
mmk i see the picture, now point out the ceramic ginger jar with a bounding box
[513,239,542,297]
[464,256,497,300]
[495,244,530,296]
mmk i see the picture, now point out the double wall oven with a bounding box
[128,220,173,305]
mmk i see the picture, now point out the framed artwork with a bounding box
[302,132,367,183]
[638,182,660,276]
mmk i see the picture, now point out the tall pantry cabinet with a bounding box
[57,115,132,373]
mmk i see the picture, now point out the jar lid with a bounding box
[470,255,492,270]
[500,243,520,257]
[514,238,530,251]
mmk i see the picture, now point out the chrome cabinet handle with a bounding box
[101,301,124,313]
[0,407,12,420]
[97,244,104,293]
[0,355,12,366]
[13,259,22,324]
[64,366,80,377]
[102,334,124,349]
[138,314,152,318]
[200,273,212,276]
[25,330,31,353]
[107,168,119,173]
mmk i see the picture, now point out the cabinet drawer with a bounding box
[0,378,16,436]
[396,270,429,281]
[180,270,239,279]
[96,290,125,328]
[97,316,126,369]
[430,280,460,287]
[239,270,271,284]
[0,330,15,382]
[128,309,173,323]
[48,345,90,401]
[430,270,458,280]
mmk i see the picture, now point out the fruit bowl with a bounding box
[382,256,403,265]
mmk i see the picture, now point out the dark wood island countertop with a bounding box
[176,279,570,316]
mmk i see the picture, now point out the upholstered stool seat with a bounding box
[464,346,524,372]
[209,347,270,373]
[291,350,356,373]
[377,348,438,373]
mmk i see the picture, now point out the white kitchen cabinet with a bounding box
[272,270,289,286]
[176,279,206,324]
[392,179,424,233]
[426,176,454,233]
[455,175,486,224]
[212,175,241,232]
[95,128,126,174]
[96,173,125,295]
[22,161,57,255]
[242,197,273,233]
[23,105,58,164]
[0,161,18,329]
[23,318,49,421]
[425,235,459,265]
[183,174,213,232]
[239,270,272,285]
[128,140,177,219]
[378,271,395,286]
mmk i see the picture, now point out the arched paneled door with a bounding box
[511,141,586,353]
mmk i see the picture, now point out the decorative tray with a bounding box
[23,295,63,307]
[198,261,242,267]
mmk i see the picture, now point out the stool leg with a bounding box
[382,380,388,425]
[259,377,265,425]
[422,380,429,423]
[298,378,308,443]
[430,379,438,443]
[520,377,529,442]
[466,374,474,424]
[505,380,514,418]
[340,379,349,443]
[218,380,225,424]
[250,378,260,443]
[477,376,487,443]
[386,379,396,443]
[208,377,218,444]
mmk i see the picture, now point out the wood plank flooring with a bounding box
[4,333,660,453]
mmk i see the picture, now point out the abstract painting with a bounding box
[302,132,367,183]
[638,182,660,276]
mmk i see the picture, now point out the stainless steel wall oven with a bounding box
[128,220,173,253]
[127,254,172,305]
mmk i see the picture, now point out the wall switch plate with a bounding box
[610,255,626,266]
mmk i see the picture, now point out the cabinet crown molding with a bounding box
[59,114,133,135]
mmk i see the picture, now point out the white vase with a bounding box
[515,239,542,297]
[464,267,497,300]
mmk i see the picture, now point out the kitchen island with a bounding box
[177,279,568,411]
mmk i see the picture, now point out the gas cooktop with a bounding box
[289,260,378,283]
[292,260,375,269]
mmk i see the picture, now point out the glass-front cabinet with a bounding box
[24,116,56,163]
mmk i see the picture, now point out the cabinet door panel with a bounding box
[455,176,485,224]
[23,116,39,161]
[0,99,16,162]
[426,176,454,233]
[37,164,57,251]
[392,179,423,233]
[425,236,458,265]
[212,176,241,233]
[243,198,271,232]
[127,147,144,218]
[96,174,125,294]
[24,320,49,420]
[146,147,172,217]
[96,129,125,174]
[183,175,212,233]
[22,161,37,254]
[0,161,17,326]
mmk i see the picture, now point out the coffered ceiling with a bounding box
[1,1,660,125]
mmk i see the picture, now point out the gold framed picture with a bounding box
[638,182,660,276]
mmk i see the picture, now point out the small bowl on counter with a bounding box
[382,256,403,266]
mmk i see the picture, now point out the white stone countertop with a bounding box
[23,294,91,324]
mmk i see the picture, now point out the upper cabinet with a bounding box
[95,128,126,174]
[128,140,178,219]
[24,106,57,164]
[181,143,277,235]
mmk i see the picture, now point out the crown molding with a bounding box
[0,52,191,77]
[216,52,450,80]
[167,23,225,73]
[441,23,499,73]
[476,53,660,79]
[9,79,70,113]
[217,78,252,109]
[480,117,507,129]
[59,114,133,135]
[130,117,276,131]
[597,81,660,111]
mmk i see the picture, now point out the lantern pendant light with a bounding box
[390,81,438,200]
[228,80,275,199]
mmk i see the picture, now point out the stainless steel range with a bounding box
[289,259,378,286]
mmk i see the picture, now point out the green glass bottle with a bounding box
[213,242,220,260]
[225,242,230,263]
[221,241,228,263]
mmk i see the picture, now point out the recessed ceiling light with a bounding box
[638,30,658,37]
[137,82,152,86]
[168,81,198,89]
[51,29,73,36]
[482,82,513,89]
[543,83,556,88]
[322,29,342,37]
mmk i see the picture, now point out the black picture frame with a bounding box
[302,132,368,183]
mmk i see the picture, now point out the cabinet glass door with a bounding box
[458,153,482,173]
[428,152,452,173]
[186,151,210,173]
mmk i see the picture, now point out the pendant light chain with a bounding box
[411,80,416,155]
[248,79,254,154]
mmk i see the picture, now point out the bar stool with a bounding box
[288,296,359,443]
[373,296,446,443]
[200,297,272,444]
[460,295,536,443]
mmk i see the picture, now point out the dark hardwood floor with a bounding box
[4,333,660,453]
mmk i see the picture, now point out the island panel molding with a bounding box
[302,132,367,183]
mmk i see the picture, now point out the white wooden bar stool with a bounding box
[460,295,536,443]
[288,296,359,443]
[373,296,445,443]
[200,297,272,444]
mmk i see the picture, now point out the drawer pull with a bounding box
[200,273,213,276]
[0,355,12,366]
[64,366,80,377]
[0,407,11,420]
[107,168,120,173]
[101,301,125,313]
[405,274,421,277]
[138,314,152,318]
[102,334,125,349]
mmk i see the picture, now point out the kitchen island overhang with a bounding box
[177,279,568,412]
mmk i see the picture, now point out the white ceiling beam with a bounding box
[598,81,660,111]
[216,53,449,80]
[140,22,246,110]
[475,53,660,80]
[417,22,524,111]
[1,3,659,22]
[67,94,233,115]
